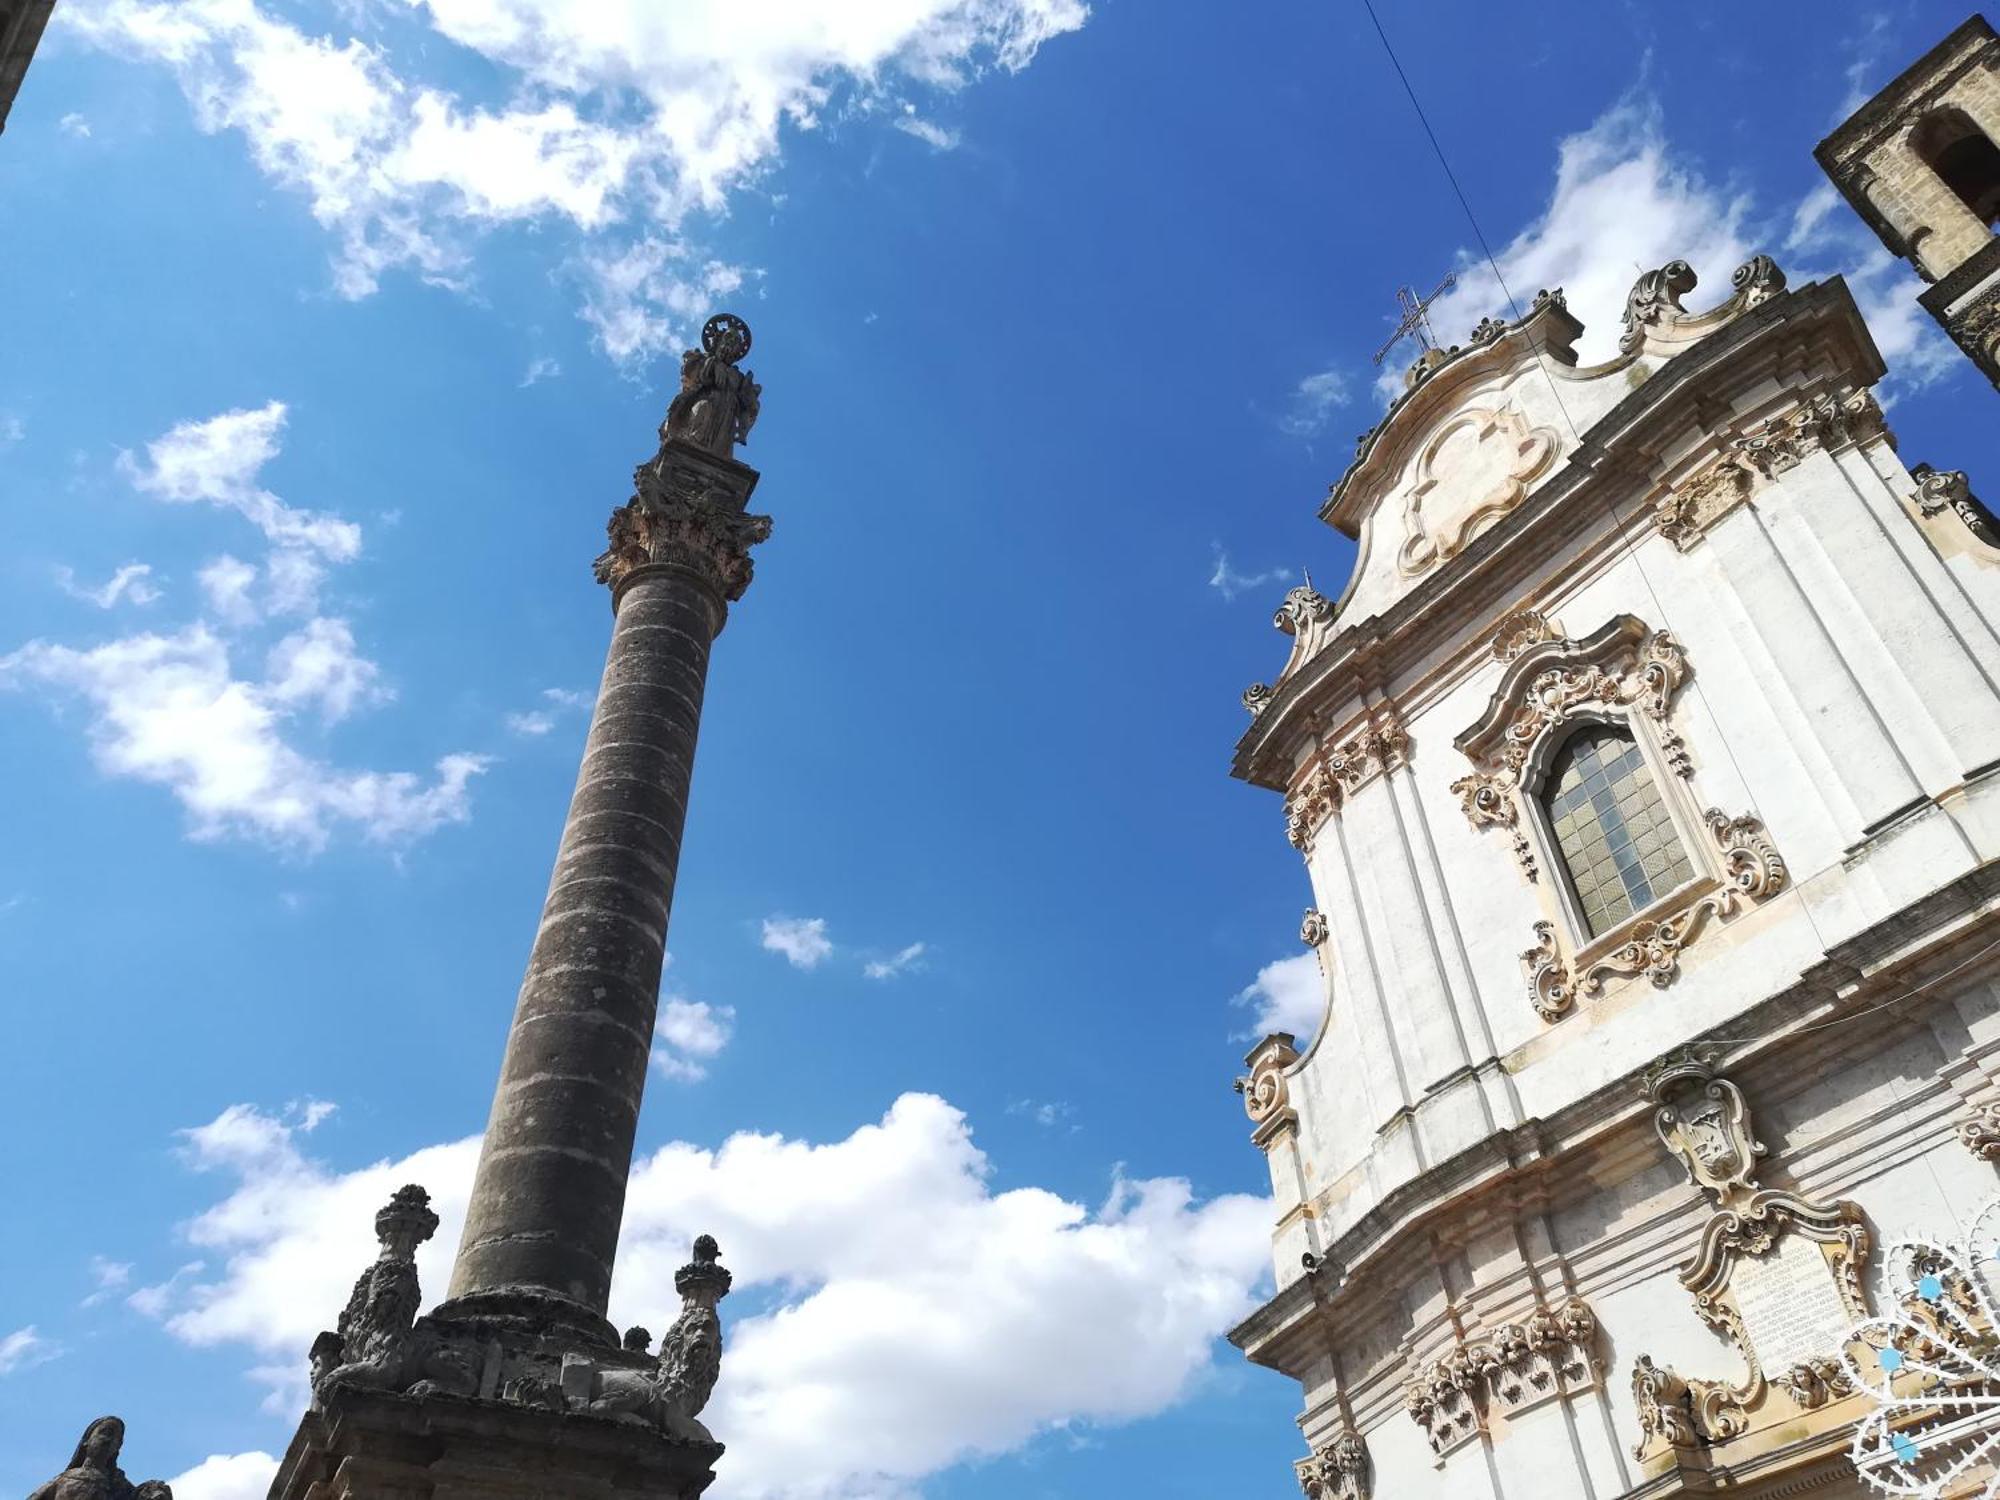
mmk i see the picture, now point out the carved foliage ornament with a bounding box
[1404,1297,1600,1456]
[1652,386,1892,553]
[1958,1098,2000,1161]
[1284,712,1410,855]
[1619,254,1786,358]
[1294,1431,1369,1500]
[594,464,774,601]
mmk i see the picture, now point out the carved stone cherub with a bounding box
[29,1416,172,1500]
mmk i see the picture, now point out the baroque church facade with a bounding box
[1229,20,2000,1499]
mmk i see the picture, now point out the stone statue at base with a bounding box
[580,1234,732,1441]
[29,1417,172,1500]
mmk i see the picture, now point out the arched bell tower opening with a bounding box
[1816,15,2000,389]
[1913,106,2000,229]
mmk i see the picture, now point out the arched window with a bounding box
[1913,108,2000,229]
[1543,723,1693,936]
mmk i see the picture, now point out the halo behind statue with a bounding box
[702,314,751,364]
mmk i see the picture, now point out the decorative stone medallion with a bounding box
[1397,404,1560,576]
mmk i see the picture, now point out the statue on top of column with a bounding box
[663,314,761,456]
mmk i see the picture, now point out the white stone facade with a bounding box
[1231,260,2000,1498]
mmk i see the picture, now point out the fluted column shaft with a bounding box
[444,440,768,1334]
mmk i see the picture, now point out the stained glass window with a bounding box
[1543,724,1694,936]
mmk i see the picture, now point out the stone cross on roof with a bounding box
[1372,272,1458,366]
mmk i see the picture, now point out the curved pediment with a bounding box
[1318,257,1792,628]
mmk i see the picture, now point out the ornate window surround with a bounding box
[1451,613,1787,1022]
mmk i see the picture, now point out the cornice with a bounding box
[1232,277,1886,792]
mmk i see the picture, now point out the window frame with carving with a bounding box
[1450,613,1787,1023]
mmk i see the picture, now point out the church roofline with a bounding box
[1321,290,1585,537]
[1230,275,1885,791]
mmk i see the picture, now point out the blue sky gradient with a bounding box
[4,1,1998,1495]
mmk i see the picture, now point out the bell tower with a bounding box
[1815,14,2000,388]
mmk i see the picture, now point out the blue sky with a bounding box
[2,1,1996,1495]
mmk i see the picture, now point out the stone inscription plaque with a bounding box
[1728,1234,1851,1373]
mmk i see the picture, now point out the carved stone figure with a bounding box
[1621,260,1698,352]
[580,1236,732,1442]
[1629,1356,1696,1457]
[309,1185,476,1405]
[29,1417,172,1500]
[662,314,761,456]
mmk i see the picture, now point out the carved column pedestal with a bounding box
[268,1387,723,1500]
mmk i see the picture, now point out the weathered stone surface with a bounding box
[28,1416,174,1500]
[446,324,769,1328]
[268,1387,723,1500]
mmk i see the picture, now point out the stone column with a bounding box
[441,317,769,1338]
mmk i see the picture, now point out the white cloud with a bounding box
[2,625,485,849]
[81,1255,135,1308]
[1006,1098,1075,1129]
[863,940,927,980]
[0,1326,59,1375]
[59,111,93,137]
[652,996,736,1082]
[895,109,961,151]
[506,684,593,736]
[0,413,22,446]
[1278,367,1352,438]
[55,562,161,608]
[9,406,486,852]
[1231,951,1323,1042]
[520,354,562,387]
[120,403,361,561]
[131,1090,1265,1498]
[1392,94,1954,400]
[167,1452,281,1500]
[61,0,1087,366]
[198,554,260,626]
[761,914,833,969]
[1207,547,1288,603]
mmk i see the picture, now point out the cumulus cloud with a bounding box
[120,403,360,562]
[863,940,927,980]
[55,562,161,608]
[1391,94,1954,399]
[168,1452,281,1500]
[5,405,485,851]
[1232,952,1324,1042]
[1207,547,1288,603]
[0,1326,60,1375]
[129,1092,1265,1498]
[761,914,833,969]
[61,0,1088,365]
[652,996,735,1081]
[60,111,93,137]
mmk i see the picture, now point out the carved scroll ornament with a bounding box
[1518,809,1786,1019]
[1236,1033,1302,1149]
[1404,1297,1600,1456]
[1284,711,1410,855]
[1629,1053,1872,1463]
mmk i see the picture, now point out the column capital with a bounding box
[594,442,773,604]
